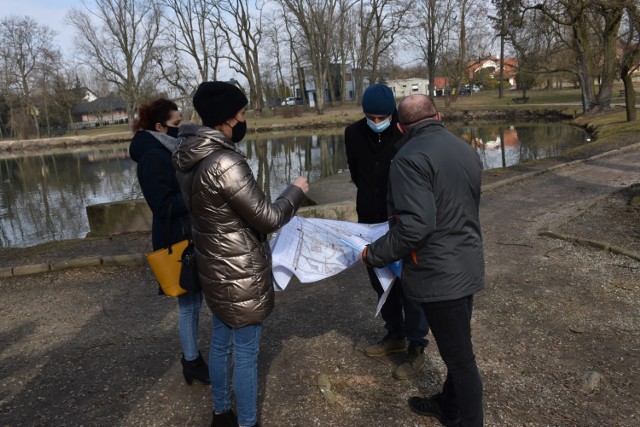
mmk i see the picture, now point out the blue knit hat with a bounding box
[361,84,396,115]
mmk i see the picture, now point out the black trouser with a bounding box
[423,295,483,427]
[366,267,429,346]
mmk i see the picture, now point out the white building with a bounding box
[386,78,430,98]
[293,64,362,107]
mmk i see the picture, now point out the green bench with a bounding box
[512,97,529,104]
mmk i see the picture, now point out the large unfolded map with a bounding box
[270,217,398,315]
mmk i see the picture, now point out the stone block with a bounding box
[298,201,357,222]
[50,256,102,271]
[0,266,13,278]
[86,199,152,236]
[13,264,50,276]
[102,254,146,266]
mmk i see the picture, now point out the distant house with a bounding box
[467,57,518,86]
[387,78,429,98]
[71,95,127,128]
[79,87,98,102]
[387,77,452,98]
[292,64,361,107]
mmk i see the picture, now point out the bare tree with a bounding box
[334,0,352,103]
[280,6,308,104]
[366,0,407,84]
[0,15,57,139]
[66,0,162,125]
[408,0,456,97]
[618,1,640,121]
[490,0,511,98]
[341,0,406,104]
[529,0,625,112]
[278,0,342,115]
[158,0,223,102]
[36,47,65,137]
[263,9,291,107]
[215,0,266,116]
[438,0,473,107]
[51,73,86,135]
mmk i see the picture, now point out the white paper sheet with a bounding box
[270,216,399,316]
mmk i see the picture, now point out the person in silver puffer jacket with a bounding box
[172,81,309,427]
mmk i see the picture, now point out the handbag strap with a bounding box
[163,203,175,253]
[164,167,196,251]
[186,172,196,243]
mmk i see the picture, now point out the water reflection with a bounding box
[0,123,584,248]
[454,122,586,169]
[246,134,347,200]
[0,147,141,249]
[0,134,349,248]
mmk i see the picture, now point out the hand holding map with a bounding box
[270,217,397,316]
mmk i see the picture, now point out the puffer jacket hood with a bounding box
[172,124,306,328]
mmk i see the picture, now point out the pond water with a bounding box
[0,122,586,248]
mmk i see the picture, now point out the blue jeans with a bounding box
[210,314,263,427]
[177,291,203,361]
[366,267,429,346]
[422,295,483,427]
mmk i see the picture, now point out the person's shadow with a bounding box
[255,263,441,425]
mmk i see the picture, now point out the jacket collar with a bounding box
[406,119,444,139]
[173,124,244,172]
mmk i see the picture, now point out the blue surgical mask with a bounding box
[366,116,391,133]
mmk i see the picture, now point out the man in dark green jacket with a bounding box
[363,94,484,427]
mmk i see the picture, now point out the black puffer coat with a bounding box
[172,124,305,327]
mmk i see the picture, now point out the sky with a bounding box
[1,0,240,83]
[2,0,81,54]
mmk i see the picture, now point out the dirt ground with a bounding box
[1,139,639,427]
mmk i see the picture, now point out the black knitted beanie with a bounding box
[192,81,248,127]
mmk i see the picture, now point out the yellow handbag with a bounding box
[145,239,189,297]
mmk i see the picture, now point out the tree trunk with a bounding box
[311,65,325,115]
[327,65,337,106]
[595,7,622,109]
[622,70,636,122]
[572,10,596,112]
[498,31,504,98]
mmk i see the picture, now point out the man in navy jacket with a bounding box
[345,84,430,380]
[363,94,485,426]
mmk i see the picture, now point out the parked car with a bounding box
[458,85,481,95]
[458,85,471,95]
[281,97,303,106]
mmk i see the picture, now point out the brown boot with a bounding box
[393,341,426,380]
[362,333,407,357]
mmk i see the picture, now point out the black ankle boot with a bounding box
[210,410,238,427]
[181,352,210,385]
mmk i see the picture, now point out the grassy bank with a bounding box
[562,106,640,158]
